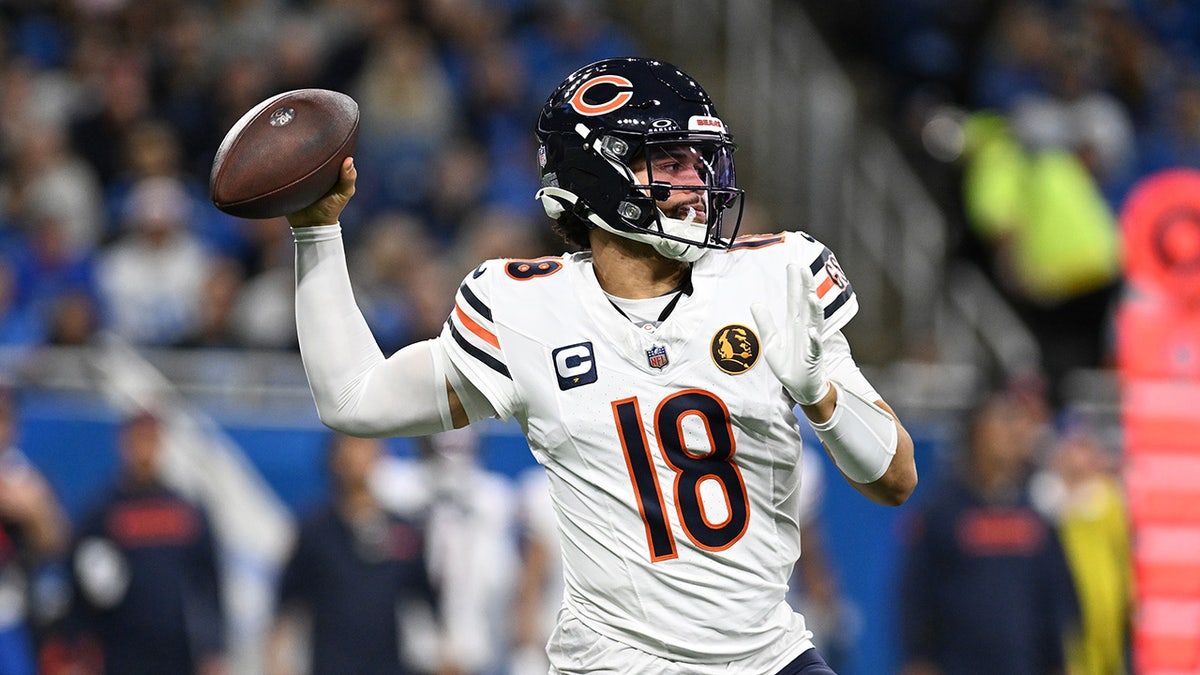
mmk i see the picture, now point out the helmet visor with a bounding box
[635,140,743,247]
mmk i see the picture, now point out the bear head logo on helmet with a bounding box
[535,58,745,262]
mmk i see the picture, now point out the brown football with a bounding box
[209,88,359,219]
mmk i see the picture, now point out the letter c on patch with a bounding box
[553,342,598,390]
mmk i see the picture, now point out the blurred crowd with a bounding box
[802,2,1153,672]
[0,0,634,353]
[0,0,1162,673]
[805,0,1200,400]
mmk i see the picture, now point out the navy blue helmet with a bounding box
[535,58,744,261]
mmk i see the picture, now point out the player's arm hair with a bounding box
[293,224,456,437]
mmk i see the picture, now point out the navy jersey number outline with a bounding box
[505,258,563,280]
[612,389,750,562]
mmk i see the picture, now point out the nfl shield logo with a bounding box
[646,345,669,370]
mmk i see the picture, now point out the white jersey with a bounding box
[439,231,858,667]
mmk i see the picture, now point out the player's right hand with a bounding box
[287,157,356,228]
[750,263,831,406]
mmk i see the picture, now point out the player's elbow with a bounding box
[876,466,918,506]
[316,407,385,439]
[875,420,917,506]
[316,399,449,438]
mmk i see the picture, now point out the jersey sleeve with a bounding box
[792,231,859,338]
[439,261,520,420]
[822,329,880,401]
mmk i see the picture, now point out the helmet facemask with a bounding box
[538,131,745,262]
[623,139,744,260]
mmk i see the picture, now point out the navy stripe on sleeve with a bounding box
[448,321,511,379]
[823,286,854,319]
[809,247,832,275]
[458,283,493,322]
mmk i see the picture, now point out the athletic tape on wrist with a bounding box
[291,222,342,243]
[810,382,897,483]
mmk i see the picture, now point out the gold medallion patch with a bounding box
[711,325,760,375]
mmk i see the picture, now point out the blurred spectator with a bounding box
[347,214,437,353]
[108,120,249,263]
[67,410,226,675]
[68,48,155,187]
[959,110,1121,400]
[449,207,543,274]
[267,433,443,675]
[898,390,1079,675]
[269,14,336,97]
[0,54,86,151]
[1129,0,1200,69]
[0,389,69,675]
[1087,4,1174,129]
[8,121,105,258]
[207,48,276,156]
[44,290,100,346]
[1009,52,1135,207]
[1032,423,1133,675]
[226,219,297,350]
[372,428,519,675]
[351,26,459,218]
[969,3,1060,113]
[153,3,224,174]
[421,142,492,247]
[96,176,212,346]
[400,257,459,344]
[179,257,246,350]
[7,211,101,347]
[510,467,559,675]
[843,0,997,115]
[460,35,543,216]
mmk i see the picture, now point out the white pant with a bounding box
[547,605,813,675]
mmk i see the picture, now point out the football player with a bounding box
[287,57,916,675]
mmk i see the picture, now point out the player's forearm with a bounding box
[855,403,917,506]
[293,225,453,436]
[804,386,916,505]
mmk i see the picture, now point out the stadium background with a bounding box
[2,0,1187,673]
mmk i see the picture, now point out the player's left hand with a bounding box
[750,263,830,405]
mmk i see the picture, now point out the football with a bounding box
[209,88,359,219]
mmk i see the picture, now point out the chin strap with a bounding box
[535,186,707,263]
[535,185,579,220]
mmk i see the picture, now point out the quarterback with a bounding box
[287,58,916,674]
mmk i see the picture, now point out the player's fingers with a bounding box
[286,158,355,227]
[749,301,779,352]
[336,157,357,198]
[805,283,824,336]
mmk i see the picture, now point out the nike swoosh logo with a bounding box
[472,264,486,278]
